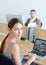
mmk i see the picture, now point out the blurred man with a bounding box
[25,9,41,42]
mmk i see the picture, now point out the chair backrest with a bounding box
[21,26,28,39]
[0,53,14,65]
[0,22,9,41]
[0,22,8,34]
[34,28,46,40]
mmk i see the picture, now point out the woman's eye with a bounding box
[15,28,18,30]
[14,28,23,30]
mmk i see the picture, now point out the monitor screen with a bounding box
[33,39,46,54]
[6,14,22,22]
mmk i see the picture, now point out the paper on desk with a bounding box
[28,22,38,28]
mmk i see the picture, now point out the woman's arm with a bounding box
[11,44,22,65]
[11,44,37,65]
[24,54,37,65]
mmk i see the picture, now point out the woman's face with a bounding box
[9,23,23,39]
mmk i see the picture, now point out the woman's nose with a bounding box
[18,30,21,34]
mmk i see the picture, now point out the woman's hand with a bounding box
[23,50,32,56]
[29,54,37,61]
[23,50,37,60]
[26,54,37,65]
[23,50,37,65]
[24,54,37,65]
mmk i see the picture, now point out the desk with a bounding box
[17,40,46,65]
[24,56,46,65]
[34,28,46,40]
[17,40,34,52]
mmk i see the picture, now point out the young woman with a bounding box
[1,18,37,65]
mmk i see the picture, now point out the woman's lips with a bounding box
[17,34,20,37]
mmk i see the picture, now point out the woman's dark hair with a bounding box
[1,18,23,53]
[8,18,23,29]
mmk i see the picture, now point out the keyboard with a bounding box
[31,50,46,56]
[31,50,46,60]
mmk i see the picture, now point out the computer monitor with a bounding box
[6,14,22,22]
[33,39,46,54]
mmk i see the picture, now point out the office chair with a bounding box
[0,53,14,65]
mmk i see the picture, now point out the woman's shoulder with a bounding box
[11,43,20,56]
[11,43,21,59]
[12,43,19,50]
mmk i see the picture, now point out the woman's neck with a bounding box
[7,35,16,43]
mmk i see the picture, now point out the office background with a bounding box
[0,0,46,29]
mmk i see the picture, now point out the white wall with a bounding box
[0,0,46,29]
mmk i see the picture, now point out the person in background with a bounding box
[0,18,37,65]
[25,9,42,42]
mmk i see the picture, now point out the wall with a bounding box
[0,0,46,29]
